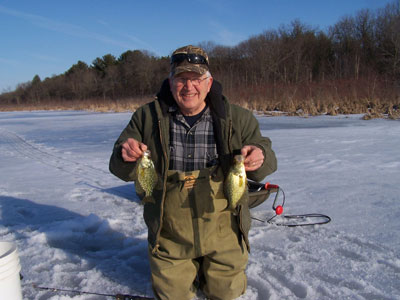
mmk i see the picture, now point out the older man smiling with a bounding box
[109,45,277,300]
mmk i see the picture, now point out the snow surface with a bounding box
[0,110,399,300]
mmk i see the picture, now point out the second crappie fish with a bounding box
[224,154,247,210]
[137,150,157,197]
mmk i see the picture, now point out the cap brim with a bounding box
[172,64,208,76]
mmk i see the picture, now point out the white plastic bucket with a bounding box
[0,242,23,300]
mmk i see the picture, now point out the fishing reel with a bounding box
[264,182,284,216]
[248,181,331,227]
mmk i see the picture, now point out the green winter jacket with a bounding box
[109,79,277,252]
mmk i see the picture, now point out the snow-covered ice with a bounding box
[0,111,399,299]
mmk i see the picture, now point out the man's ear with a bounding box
[207,76,213,93]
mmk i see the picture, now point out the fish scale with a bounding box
[224,154,247,209]
[137,150,157,197]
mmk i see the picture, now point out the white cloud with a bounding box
[0,5,143,50]
[30,54,60,63]
[208,21,245,46]
[0,57,20,67]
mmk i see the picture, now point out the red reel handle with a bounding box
[264,182,279,190]
[265,182,284,215]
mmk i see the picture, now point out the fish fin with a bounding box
[239,175,244,187]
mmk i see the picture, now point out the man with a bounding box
[109,45,277,300]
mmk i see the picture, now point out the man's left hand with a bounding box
[241,145,264,171]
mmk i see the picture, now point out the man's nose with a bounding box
[183,78,194,88]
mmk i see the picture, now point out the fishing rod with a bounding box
[248,181,331,227]
[32,284,154,300]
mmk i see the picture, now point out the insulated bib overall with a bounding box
[149,166,248,300]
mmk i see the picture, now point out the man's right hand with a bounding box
[121,138,147,162]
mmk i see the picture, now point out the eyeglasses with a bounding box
[173,76,209,86]
[171,53,209,66]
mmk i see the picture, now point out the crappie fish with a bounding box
[224,154,247,209]
[137,150,157,197]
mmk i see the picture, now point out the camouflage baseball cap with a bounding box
[170,45,209,76]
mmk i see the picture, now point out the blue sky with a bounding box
[0,0,395,93]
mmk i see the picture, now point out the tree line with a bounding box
[1,1,399,116]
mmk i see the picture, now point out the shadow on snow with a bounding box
[0,195,150,296]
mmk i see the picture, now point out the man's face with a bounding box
[169,72,213,116]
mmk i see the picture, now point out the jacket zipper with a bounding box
[153,119,168,254]
[228,119,233,153]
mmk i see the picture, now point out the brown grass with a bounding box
[222,78,399,120]
[0,97,152,113]
[1,80,399,120]
[1,97,398,120]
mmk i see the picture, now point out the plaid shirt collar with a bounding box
[168,104,218,172]
[168,104,211,128]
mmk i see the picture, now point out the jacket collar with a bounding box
[156,78,226,119]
